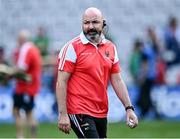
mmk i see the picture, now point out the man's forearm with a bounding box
[56,81,68,115]
[117,79,132,107]
[56,71,71,115]
[111,73,132,107]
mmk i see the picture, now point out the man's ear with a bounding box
[103,20,107,28]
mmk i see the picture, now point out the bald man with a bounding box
[13,30,42,138]
[56,7,138,138]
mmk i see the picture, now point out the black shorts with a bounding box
[68,114,107,138]
[13,93,35,112]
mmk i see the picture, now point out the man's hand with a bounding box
[126,109,138,129]
[58,113,71,134]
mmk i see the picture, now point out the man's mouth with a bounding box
[87,30,98,35]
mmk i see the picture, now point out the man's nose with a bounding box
[89,23,94,29]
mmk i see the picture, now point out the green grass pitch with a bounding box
[0,120,180,138]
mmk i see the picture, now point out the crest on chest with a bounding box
[105,50,110,57]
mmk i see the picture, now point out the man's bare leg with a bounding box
[26,110,38,138]
[13,108,25,138]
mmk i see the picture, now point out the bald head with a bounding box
[83,7,103,21]
[19,30,31,40]
[18,30,31,46]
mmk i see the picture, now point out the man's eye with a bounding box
[92,21,98,24]
[84,22,89,24]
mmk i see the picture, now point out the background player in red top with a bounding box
[13,30,42,138]
[56,7,138,138]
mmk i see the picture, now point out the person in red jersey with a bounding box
[56,7,138,138]
[13,30,42,138]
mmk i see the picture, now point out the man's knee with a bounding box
[26,111,37,125]
[13,107,20,117]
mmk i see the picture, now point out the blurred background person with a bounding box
[13,30,42,138]
[129,39,144,85]
[162,16,180,85]
[130,27,161,119]
[137,27,159,119]
[34,26,50,58]
[146,27,166,85]
[163,16,180,67]
[0,46,8,65]
[0,46,9,85]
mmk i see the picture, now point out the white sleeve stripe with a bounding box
[17,43,31,70]
[59,43,69,70]
[58,37,79,70]
[113,45,119,64]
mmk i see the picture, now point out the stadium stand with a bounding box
[0,0,180,83]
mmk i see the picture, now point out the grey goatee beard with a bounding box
[85,33,101,43]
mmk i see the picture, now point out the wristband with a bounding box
[125,106,135,111]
